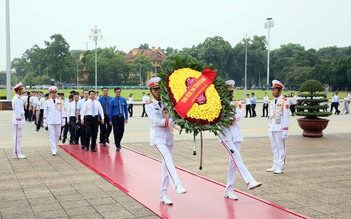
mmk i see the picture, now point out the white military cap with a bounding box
[147,77,161,89]
[225,80,235,90]
[12,82,24,91]
[271,80,284,89]
[48,86,58,93]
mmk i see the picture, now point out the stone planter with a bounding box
[0,100,12,110]
[297,118,329,138]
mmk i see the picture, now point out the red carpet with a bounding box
[60,144,310,219]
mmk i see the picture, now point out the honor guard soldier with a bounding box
[220,80,261,200]
[43,86,66,156]
[81,90,104,152]
[266,80,290,174]
[12,82,27,159]
[145,77,186,205]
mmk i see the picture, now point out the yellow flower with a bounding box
[168,68,222,122]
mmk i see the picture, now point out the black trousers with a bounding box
[141,104,147,117]
[69,116,77,144]
[61,118,69,140]
[36,109,44,131]
[112,116,125,149]
[251,104,257,117]
[128,104,133,117]
[100,115,112,143]
[28,108,33,122]
[290,104,296,115]
[330,102,340,114]
[262,103,268,117]
[245,104,252,117]
[84,115,99,150]
[24,104,29,121]
[77,116,86,146]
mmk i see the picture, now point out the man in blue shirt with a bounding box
[109,87,128,151]
[98,87,112,146]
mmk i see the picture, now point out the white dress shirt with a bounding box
[80,99,104,121]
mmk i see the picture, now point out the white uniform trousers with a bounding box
[13,124,24,157]
[48,124,61,154]
[269,131,286,170]
[155,143,181,198]
[224,141,254,193]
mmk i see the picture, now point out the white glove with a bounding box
[43,120,47,128]
[61,118,66,127]
[282,130,288,140]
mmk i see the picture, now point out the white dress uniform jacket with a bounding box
[12,94,25,127]
[145,99,174,146]
[220,100,243,142]
[43,98,66,126]
[268,96,290,132]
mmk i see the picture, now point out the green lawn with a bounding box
[0,88,347,101]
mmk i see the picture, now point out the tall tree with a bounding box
[132,55,154,85]
[44,34,71,83]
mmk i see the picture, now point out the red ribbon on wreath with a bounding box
[174,68,217,118]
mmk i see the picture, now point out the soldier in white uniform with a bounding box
[43,86,66,156]
[266,80,290,174]
[12,82,27,159]
[145,77,186,205]
[219,80,262,200]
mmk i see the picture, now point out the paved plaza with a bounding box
[0,104,350,219]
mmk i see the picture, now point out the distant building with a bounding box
[125,47,167,84]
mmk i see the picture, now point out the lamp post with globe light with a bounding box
[265,18,274,90]
[89,26,102,92]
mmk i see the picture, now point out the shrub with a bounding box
[295,80,332,119]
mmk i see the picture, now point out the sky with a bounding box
[1,0,351,71]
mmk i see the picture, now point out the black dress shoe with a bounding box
[62,139,66,143]
[81,145,85,149]
[103,143,107,147]
[85,148,89,151]
[106,139,110,143]
[116,148,120,152]
[91,149,96,152]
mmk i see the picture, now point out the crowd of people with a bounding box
[13,86,131,156]
[241,90,351,118]
[11,79,350,205]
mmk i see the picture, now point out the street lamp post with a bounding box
[242,35,251,98]
[89,25,102,92]
[265,17,274,89]
[76,59,79,87]
[139,64,142,86]
[5,0,11,100]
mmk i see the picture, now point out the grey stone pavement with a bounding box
[1,104,350,219]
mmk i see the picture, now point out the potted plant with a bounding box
[295,80,332,137]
